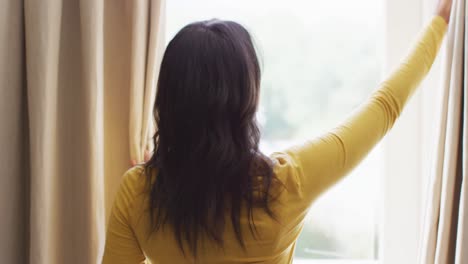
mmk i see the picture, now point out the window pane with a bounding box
[166,0,383,260]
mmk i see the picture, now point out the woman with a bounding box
[103,1,452,263]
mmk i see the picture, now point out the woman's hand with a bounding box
[130,150,152,166]
[436,0,453,23]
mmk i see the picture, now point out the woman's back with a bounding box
[109,164,300,264]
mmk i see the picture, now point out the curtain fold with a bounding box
[128,0,165,166]
[419,0,467,263]
[455,2,468,260]
[0,0,28,263]
[102,0,164,221]
[0,0,165,263]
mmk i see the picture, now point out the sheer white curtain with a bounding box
[0,0,165,263]
[419,0,467,263]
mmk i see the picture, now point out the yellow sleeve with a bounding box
[102,167,146,264]
[280,16,447,202]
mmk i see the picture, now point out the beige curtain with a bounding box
[0,0,165,263]
[419,0,467,263]
[0,1,28,263]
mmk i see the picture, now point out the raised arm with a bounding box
[279,14,448,202]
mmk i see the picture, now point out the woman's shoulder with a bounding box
[113,165,157,222]
[120,165,146,187]
[117,165,156,203]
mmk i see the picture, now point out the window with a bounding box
[166,0,383,262]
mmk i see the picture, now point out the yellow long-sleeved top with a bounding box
[102,16,447,264]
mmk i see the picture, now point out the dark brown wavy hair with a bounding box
[144,19,276,257]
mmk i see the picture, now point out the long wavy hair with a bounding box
[145,19,276,257]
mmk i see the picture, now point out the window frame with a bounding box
[381,0,443,264]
